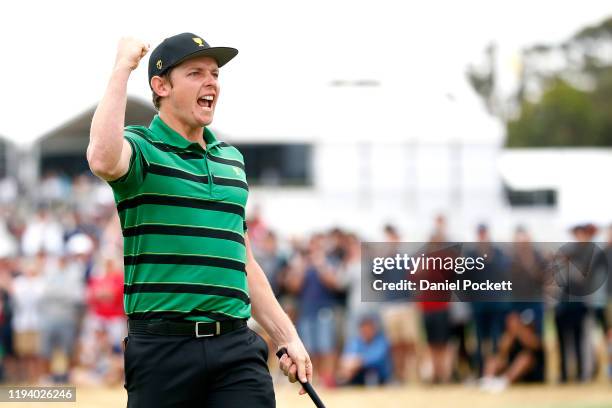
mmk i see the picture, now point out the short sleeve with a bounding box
[107,131,148,196]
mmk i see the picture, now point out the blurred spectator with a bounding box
[432,214,474,381]
[379,224,419,383]
[0,217,18,382]
[554,224,593,382]
[449,302,472,381]
[65,233,95,283]
[40,254,85,383]
[479,307,545,392]
[21,206,64,257]
[588,224,612,380]
[506,226,547,384]
[70,174,96,216]
[84,257,125,351]
[39,171,70,206]
[0,257,15,382]
[246,205,268,249]
[468,224,511,376]
[600,225,612,380]
[286,234,343,387]
[509,227,549,305]
[11,256,45,382]
[254,231,288,298]
[417,239,454,384]
[252,230,290,361]
[0,177,17,205]
[554,301,588,383]
[71,326,123,386]
[338,233,378,339]
[99,212,122,256]
[327,228,347,263]
[337,314,392,386]
[0,218,16,256]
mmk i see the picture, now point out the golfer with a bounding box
[87,33,312,407]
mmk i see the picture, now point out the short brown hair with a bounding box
[151,68,174,111]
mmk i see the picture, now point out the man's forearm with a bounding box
[88,37,149,179]
[87,66,131,177]
[247,260,298,347]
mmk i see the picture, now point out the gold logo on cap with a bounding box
[156,59,163,70]
[192,37,205,47]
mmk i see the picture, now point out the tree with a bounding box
[468,16,612,147]
[507,78,602,147]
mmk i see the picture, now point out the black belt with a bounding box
[128,319,247,337]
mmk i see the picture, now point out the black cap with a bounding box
[148,33,238,87]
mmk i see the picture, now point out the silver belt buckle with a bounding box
[195,321,220,338]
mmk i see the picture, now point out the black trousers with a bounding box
[124,325,275,407]
[554,303,587,382]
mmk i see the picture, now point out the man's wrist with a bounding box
[271,324,299,347]
[112,61,135,75]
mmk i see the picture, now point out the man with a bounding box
[379,224,419,383]
[468,223,511,376]
[285,234,342,387]
[553,223,593,382]
[337,314,392,386]
[87,33,312,407]
[40,253,84,383]
[479,308,545,392]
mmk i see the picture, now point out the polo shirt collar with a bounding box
[149,115,221,150]
[203,127,220,149]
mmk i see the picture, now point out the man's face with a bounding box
[359,320,377,343]
[514,230,530,244]
[160,56,220,127]
[506,312,521,333]
[477,228,489,242]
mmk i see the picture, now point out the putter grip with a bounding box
[276,347,326,408]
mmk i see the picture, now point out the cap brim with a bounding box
[174,46,238,68]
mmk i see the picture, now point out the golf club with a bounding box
[276,347,327,408]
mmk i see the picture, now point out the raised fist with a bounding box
[115,37,150,71]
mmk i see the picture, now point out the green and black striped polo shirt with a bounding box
[108,115,250,322]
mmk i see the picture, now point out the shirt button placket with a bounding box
[203,149,214,199]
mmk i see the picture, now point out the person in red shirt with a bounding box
[416,239,454,384]
[85,257,125,351]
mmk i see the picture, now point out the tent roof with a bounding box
[37,97,156,144]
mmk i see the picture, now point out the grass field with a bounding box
[5,384,612,408]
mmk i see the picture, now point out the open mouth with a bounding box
[197,95,214,110]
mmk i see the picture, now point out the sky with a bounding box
[1,0,611,145]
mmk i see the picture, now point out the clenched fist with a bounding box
[278,338,313,395]
[115,37,150,71]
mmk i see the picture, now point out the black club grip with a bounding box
[276,347,326,408]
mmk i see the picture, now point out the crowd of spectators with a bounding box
[250,213,612,391]
[0,172,610,392]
